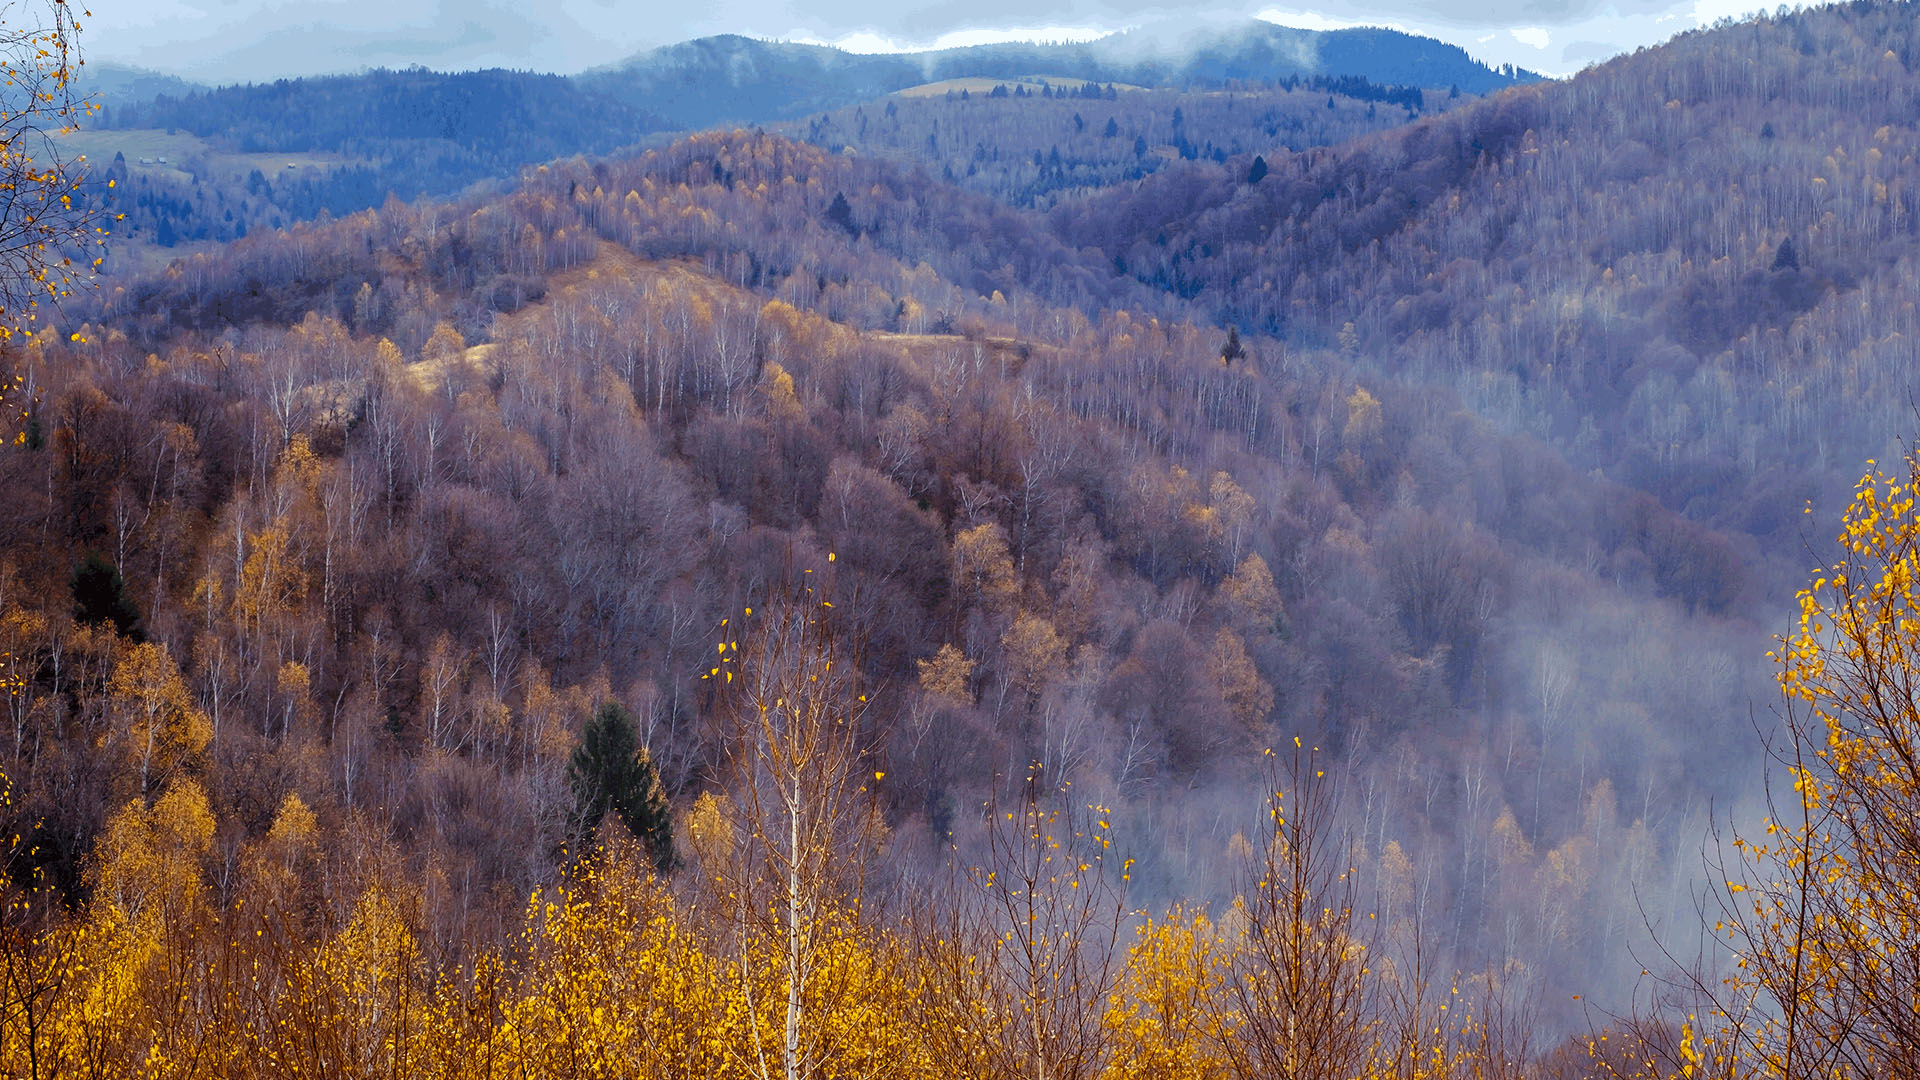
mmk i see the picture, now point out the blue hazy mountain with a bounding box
[87,18,1532,243]
[580,22,1537,129]
[81,63,206,109]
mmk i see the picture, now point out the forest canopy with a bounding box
[5,1,1920,1074]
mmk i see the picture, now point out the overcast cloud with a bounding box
[87,0,1784,83]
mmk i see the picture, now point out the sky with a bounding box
[87,0,1788,84]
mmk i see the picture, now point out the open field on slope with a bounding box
[58,128,363,182]
[893,74,1147,97]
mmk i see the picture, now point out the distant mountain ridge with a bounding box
[95,21,1534,131]
[79,63,205,108]
[580,22,1538,129]
[576,36,925,131]
[85,18,1530,233]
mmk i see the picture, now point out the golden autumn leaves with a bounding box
[15,461,1920,1080]
[0,0,112,342]
[0,548,1522,1080]
[1643,449,1920,1079]
[0,373,26,445]
[0,752,1529,1080]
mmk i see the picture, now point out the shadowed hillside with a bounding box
[84,23,1505,259]
[786,77,1460,210]
[1052,0,1920,551]
[581,23,1533,130]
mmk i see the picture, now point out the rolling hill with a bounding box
[85,21,1517,258]
[1049,0,1920,556]
[579,22,1535,129]
[80,62,205,109]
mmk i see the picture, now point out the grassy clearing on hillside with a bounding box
[894,74,1146,98]
[58,128,362,181]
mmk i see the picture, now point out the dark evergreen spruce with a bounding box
[72,554,142,640]
[569,703,675,871]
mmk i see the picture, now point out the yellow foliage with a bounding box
[276,885,428,1077]
[686,790,734,871]
[1490,807,1532,868]
[1204,471,1257,564]
[267,790,319,851]
[108,640,212,794]
[1103,907,1234,1080]
[276,658,312,702]
[1709,448,1920,1073]
[917,642,976,704]
[43,910,158,1075]
[0,773,1570,1080]
[951,522,1020,614]
[1208,627,1274,731]
[1220,553,1284,635]
[1,372,27,445]
[424,320,468,364]
[93,779,216,921]
[507,856,731,1078]
[1001,612,1067,697]
[762,360,805,421]
[276,431,320,489]
[235,521,307,622]
[1344,385,1383,445]
[0,0,103,341]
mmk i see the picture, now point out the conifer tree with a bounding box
[568,703,674,871]
[71,554,141,639]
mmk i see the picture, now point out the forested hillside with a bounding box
[84,21,1515,253]
[1052,0,1920,552]
[9,119,1762,1033]
[788,78,1451,210]
[90,69,670,251]
[81,62,203,107]
[581,22,1531,130]
[5,2,1919,1074]
[89,75,1431,255]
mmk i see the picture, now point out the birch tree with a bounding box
[709,569,892,1080]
